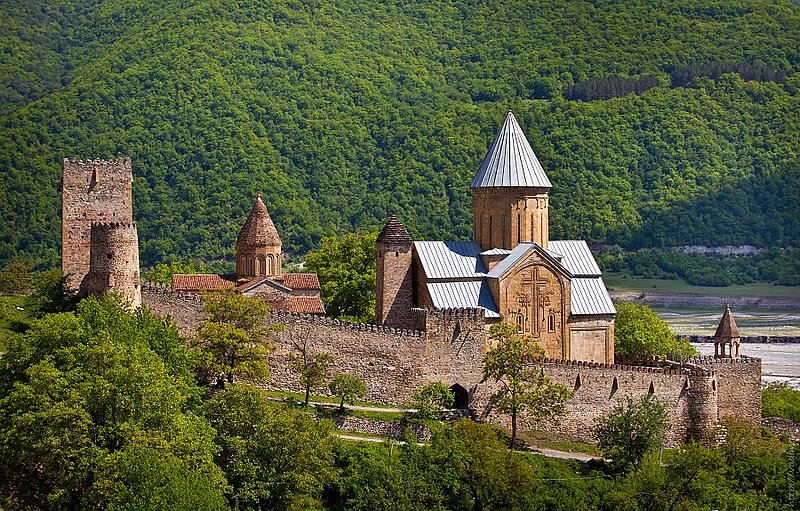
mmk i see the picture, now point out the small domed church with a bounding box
[376,111,616,364]
[171,195,325,315]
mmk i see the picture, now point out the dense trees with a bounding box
[0,0,798,279]
[305,232,377,322]
[594,396,669,471]
[2,297,799,509]
[614,302,697,359]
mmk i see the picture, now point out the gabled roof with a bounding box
[427,281,500,318]
[571,278,616,315]
[377,215,412,244]
[237,196,281,247]
[471,110,552,189]
[547,240,602,277]
[274,273,321,291]
[237,276,292,294]
[480,248,512,256]
[172,274,236,291]
[414,241,486,279]
[714,305,740,339]
[486,242,569,279]
[273,295,326,315]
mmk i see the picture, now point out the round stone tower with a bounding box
[236,196,282,278]
[79,221,141,307]
[375,215,414,327]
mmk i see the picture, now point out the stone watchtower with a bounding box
[472,110,552,251]
[713,305,741,359]
[375,215,414,327]
[236,196,282,278]
[61,157,134,290]
[79,222,141,307]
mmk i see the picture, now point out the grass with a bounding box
[0,294,29,350]
[261,389,412,411]
[516,430,602,456]
[604,272,800,298]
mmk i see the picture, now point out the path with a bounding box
[335,433,599,461]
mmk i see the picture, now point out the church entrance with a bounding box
[450,384,469,409]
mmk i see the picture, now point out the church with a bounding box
[375,111,616,364]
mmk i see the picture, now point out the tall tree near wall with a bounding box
[481,323,573,449]
[290,333,334,406]
[193,291,277,388]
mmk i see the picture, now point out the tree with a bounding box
[24,268,77,317]
[0,296,227,510]
[614,302,697,359]
[290,334,334,405]
[594,395,669,471]
[305,232,377,322]
[411,381,454,420]
[329,374,367,411]
[200,384,335,511]
[0,257,33,295]
[481,323,573,449]
[194,291,275,388]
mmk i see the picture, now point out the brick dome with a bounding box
[237,196,281,248]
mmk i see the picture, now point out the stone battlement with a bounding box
[63,156,132,166]
[425,307,486,320]
[141,282,204,303]
[682,355,761,365]
[541,357,691,377]
[270,309,425,338]
[90,221,137,230]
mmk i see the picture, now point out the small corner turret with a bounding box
[713,305,741,359]
[375,214,414,327]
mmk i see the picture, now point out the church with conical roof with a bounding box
[376,111,616,364]
[171,196,325,315]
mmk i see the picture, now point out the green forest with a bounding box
[1,0,798,270]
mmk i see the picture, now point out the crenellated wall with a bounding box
[141,286,761,445]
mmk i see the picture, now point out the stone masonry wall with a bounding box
[687,356,762,427]
[62,158,133,290]
[375,241,414,328]
[142,287,755,446]
[80,222,141,307]
[475,360,698,447]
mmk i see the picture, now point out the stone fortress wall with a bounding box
[142,284,760,445]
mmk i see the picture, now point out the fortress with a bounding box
[61,112,761,446]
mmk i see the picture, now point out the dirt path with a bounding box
[335,433,599,461]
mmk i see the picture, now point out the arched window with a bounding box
[548,312,556,332]
[258,256,266,275]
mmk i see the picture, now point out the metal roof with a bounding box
[427,281,500,318]
[571,278,616,315]
[547,240,602,277]
[471,111,552,189]
[486,243,566,279]
[480,248,512,256]
[414,241,486,279]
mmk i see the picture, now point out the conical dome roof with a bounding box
[713,305,740,339]
[377,215,412,244]
[471,110,552,188]
[237,196,281,247]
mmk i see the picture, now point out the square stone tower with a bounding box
[61,157,133,290]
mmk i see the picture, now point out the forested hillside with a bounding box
[1,0,798,267]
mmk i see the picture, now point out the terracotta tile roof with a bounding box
[236,196,281,247]
[275,273,321,290]
[172,274,237,291]
[273,295,326,314]
[236,276,292,293]
[714,305,740,339]
[377,215,412,244]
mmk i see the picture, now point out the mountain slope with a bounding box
[1,0,798,267]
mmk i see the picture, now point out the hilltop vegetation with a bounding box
[1,0,798,268]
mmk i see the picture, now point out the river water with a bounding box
[692,342,800,388]
[649,305,800,387]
